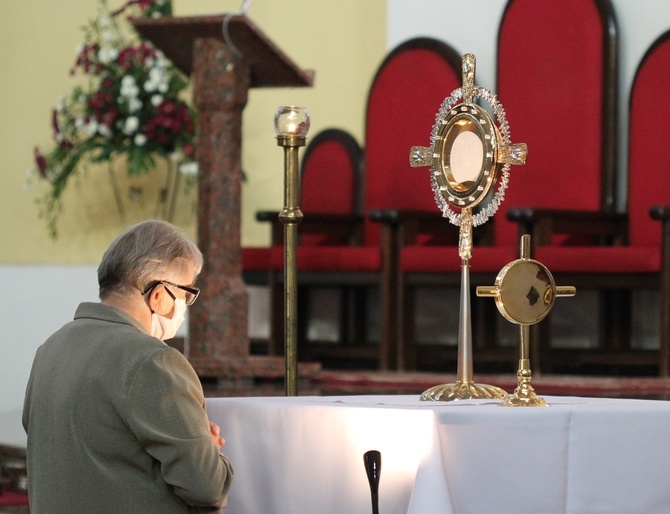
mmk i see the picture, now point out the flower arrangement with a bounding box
[31,0,198,237]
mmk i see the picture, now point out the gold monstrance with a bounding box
[409,54,527,401]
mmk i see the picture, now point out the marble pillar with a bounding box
[188,38,250,369]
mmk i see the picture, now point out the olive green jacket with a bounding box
[23,302,234,513]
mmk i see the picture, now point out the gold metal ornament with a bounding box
[410,53,527,402]
[477,235,576,407]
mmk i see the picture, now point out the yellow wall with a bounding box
[0,0,386,263]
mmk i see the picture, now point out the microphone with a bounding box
[239,0,252,15]
[364,450,381,514]
[222,0,252,58]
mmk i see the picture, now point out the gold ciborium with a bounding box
[410,53,527,402]
[477,234,576,407]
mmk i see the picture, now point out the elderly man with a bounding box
[23,220,234,513]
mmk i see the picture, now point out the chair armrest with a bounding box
[300,213,365,245]
[650,206,670,221]
[255,210,283,245]
[369,209,475,246]
[256,210,280,223]
[369,209,442,223]
[507,207,627,246]
[369,209,443,243]
[256,210,364,245]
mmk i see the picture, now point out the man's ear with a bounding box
[147,284,173,316]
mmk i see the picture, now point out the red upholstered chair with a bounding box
[534,29,670,376]
[256,38,463,370]
[495,0,620,370]
[242,128,363,356]
[497,0,618,243]
[362,37,463,369]
[393,0,619,371]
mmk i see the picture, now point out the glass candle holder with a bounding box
[274,106,310,137]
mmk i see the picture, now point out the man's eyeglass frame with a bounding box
[142,280,200,306]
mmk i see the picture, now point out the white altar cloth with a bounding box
[206,395,670,514]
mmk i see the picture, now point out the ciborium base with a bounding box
[420,380,508,402]
[501,364,548,407]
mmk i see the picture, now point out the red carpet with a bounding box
[0,491,29,506]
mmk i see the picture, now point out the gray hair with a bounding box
[98,220,203,299]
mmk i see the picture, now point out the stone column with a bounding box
[188,38,250,367]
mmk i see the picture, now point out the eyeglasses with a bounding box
[142,280,200,306]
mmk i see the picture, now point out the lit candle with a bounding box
[274,106,310,137]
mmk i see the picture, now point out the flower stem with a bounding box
[108,162,126,222]
[167,160,181,222]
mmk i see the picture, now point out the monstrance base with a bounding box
[420,380,508,402]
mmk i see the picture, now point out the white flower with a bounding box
[120,75,139,98]
[121,75,135,88]
[74,117,84,128]
[151,94,163,107]
[144,71,159,91]
[24,167,38,191]
[134,133,147,146]
[144,79,156,93]
[123,116,139,135]
[98,124,112,138]
[179,161,199,176]
[56,96,66,113]
[102,30,116,43]
[144,67,169,93]
[98,46,118,65]
[129,97,143,113]
[155,51,167,67]
[98,15,110,28]
[149,67,162,82]
[85,120,99,136]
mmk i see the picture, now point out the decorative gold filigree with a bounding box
[458,207,473,261]
[462,53,476,104]
[499,143,528,165]
[409,145,433,168]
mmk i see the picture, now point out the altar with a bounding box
[207,394,670,514]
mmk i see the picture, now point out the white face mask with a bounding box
[151,297,187,341]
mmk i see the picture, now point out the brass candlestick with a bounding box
[274,106,310,396]
[410,54,527,402]
[477,234,576,406]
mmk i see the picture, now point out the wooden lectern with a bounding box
[133,15,315,380]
